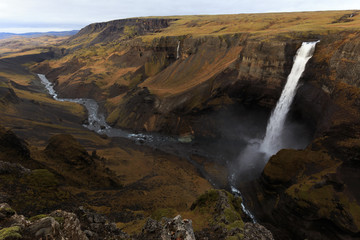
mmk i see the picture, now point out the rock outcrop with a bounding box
[75,206,128,240]
[0,203,128,240]
[66,18,174,48]
[137,215,196,240]
[189,189,274,240]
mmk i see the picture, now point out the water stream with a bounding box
[38,40,317,224]
[260,41,319,157]
[229,41,319,219]
[232,41,319,180]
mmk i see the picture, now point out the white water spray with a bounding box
[260,41,319,156]
[230,41,319,222]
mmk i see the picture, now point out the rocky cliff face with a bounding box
[35,32,300,137]
[30,14,360,239]
[65,18,174,48]
[241,33,360,240]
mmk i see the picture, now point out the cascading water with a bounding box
[233,41,319,181]
[260,41,319,157]
[230,40,319,222]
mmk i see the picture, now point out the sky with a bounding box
[0,0,359,33]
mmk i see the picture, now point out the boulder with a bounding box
[26,217,60,239]
[137,215,195,240]
[161,215,196,240]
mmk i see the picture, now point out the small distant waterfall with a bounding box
[260,41,319,156]
[176,41,180,59]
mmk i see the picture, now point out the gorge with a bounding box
[0,10,360,240]
[233,41,319,182]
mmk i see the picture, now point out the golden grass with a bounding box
[141,46,242,97]
[0,35,69,57]
[139,10,360,41]
[0,49,43,59]
[0,72,34,86]
[14,89,85,116]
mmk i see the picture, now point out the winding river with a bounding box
[38,73,256,222]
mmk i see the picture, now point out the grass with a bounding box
[0,72,34,86]
[0,49,43,60]
[0,226,22,240]
[286,170,360,231]
[138,10,360,41]
[0,35,68,57]
[0,168,70,215]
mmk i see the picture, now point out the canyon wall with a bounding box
[32,18,360,239]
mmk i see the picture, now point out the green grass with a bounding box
[151,208,177,221]
[29,214,48,222]
[0,226,22,240]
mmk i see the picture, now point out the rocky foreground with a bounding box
[0,190,273,240]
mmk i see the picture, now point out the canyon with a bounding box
[0,10,360,239]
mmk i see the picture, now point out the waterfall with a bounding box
[176,41,180,59]
[260,41,319,156]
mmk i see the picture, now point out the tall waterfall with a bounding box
[260,41,319,156]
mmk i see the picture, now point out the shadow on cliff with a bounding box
[227,104,314,183]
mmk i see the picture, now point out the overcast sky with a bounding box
[0,0,359,33]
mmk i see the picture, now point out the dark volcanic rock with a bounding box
[0,161,30,176]
[75,206,128,240]
[243,223,274,240]
[241,149,360,240]
[136,215,196,240]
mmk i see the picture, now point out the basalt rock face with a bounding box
[37,32,298,136]
[32,17,360,239]
[66,18,175,48]
[242,33,360,240]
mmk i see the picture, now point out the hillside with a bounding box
[1,10,360,239]
[0,30,78,40]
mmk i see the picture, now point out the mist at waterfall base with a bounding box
[211,104,312,183]
[230,41,318,182]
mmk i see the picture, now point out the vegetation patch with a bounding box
[28,214,48,222]
[190,190,244,233]
[151,208,177,221]
[0,226,22,240]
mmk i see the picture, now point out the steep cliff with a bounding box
[29,11,360,239]
[242,32,360,240]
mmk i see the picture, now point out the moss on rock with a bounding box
[0,226,22,240]
[191,189,245,236]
